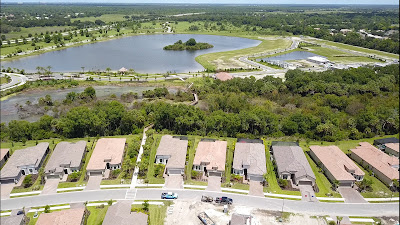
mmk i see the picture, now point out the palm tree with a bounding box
[81,66,85,74]
[128,68,134,75]
[106,67,111,77]
[36,66,42,75]
[46,66,52,76]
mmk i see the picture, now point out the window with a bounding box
[29,169,33,173]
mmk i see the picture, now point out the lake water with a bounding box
[2,34,261,74]
[257,51,324,62]
[1,85,177,123]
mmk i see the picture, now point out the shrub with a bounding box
[23,174,33,188]
[278,178,289,188]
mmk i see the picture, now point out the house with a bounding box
[86,138,126,176]
[232,139,266,182]
[270,141,299,147]
[340,29,353,34]
[350,142,399,186]
[119,67,128,75]
[155,135,188,175]
[1,214,26,225]
[229,213,252,225]
[36,208,86,225]
[309,145,364,187]
[271,145,316,186]
[102,201,148,225]
[214,72,233,81]
[384,143,399,157]
[373,137,399,150]
[193,139,227,177]
[0,148,10,167]
[0,143,49,184]
[45,141,87,180]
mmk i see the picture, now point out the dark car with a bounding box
[215,196,233,204]
[16,210,24,215]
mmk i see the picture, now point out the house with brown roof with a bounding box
[0,148,10,167]
[232,139,266,182]
[309,145,364,187]
[384,143,399,157]
[0,143,49,184]
[86,138,126,176]
[155,135,188,175]
[45,141,87,180]
[350,142,399,186]
[272,145,316,186]
[102,201,148,225]
[36,208,86,225]
[214,72,233,81]
[193,139,227,177]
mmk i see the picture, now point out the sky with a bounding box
[1,0,399,5]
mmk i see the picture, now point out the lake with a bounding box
[257,51,324,62]
[1,85,177,123]
[2,34,261,74]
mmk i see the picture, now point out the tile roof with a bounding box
[385,143,399,153]
[0,148,9,160]
[86,138,126,171]
[0,214,25,225]
[215,72,233,81]
[36,208,85,225]
[156,135,188,169]
[193,140,227,171]
[233,142,266,176]
[272,146,315,181]
[230,213,252,225]
[309,145,364,181]
[45,141,86,173]
[351,142,399,180]
[102,201,148,225]
[0,143,49,179]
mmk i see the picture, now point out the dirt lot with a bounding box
[165,200,327,225]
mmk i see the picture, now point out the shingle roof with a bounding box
[233,142,266,176]
[193,140,227,171]
[374,138,399,145]
[0,214,25,225]
[156,135,188,169]
[310,145,364,181]
[385,143,399,153]
[45,141,86,173]
[35,208,85,225]
[215,72,233,81]
[272,146,315,181]
[230,213,251,225]
[351,142,399,180]
[0,148,9,160]
[102,201,148,225]
[86,138,126,171]
[0,143,49,179]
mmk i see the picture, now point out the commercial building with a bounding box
[155,135,188,175]
[193,139,227,177]
[232,139,266,182]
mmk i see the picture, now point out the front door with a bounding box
[244,169,248,180]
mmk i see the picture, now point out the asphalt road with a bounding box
[1,188,398,217]
[0,73,28,91]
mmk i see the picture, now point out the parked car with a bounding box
[161,192,178,199]
[215,196,233,204]
[16,210,24,215]
[201,195,213,203]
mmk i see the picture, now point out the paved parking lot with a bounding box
[299,185,318,202]
[248,181,264,197]
[0,183,15,199]
[41,179,60,195]
[206,176,221,192]
[85,175,103,190]
[338,187,367,203]
[164,175,183,189]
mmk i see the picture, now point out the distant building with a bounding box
[119,67,128,75]
[0,143,49,184]
[45,141,86,180]
[193,139,227,177]
[232,139,266,182]
[307,56,330,64]
[36,208,86,225]
[340,29,353,34]
[214,72,233,81]
[0,148,10,167]
[155,135,188,175]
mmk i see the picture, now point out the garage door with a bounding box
[168,169,182,175]
[46,174,60,180]
[89,171,103,176]
[0,178,16,184]
[249,175,263,182]
[208,171,222,177]
[298,180,313,185]
[340,182,353,187]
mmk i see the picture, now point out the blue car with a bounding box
[161,192,178,199]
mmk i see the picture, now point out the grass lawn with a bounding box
[224,138,236,184]
[228,183,250,190]
[305,46,381,63]
[0,76,10,85]
[131,202,172,225]
[4,26,72,39]
[87,206,109,225]
[184,180,208,186]
[71,14,127,23]
[146,134,165,184]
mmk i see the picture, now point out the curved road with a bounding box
[1,188,398,217]
[0,73,28,91]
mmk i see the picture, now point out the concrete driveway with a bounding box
[41,179,60,195]
[206,176,221,192]
[85,176,103,190]
[249,181,264,197]
[164,175,183,189]
[299,185,318,202]
[0,183,15,199]
[338,187,367,203]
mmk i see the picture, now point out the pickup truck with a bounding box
[215,196,233,204]
[161,192,178,199]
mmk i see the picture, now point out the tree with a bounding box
[44,34,51,43]
[356,178,373,192]
[44,205,50,213]
[81,66,85,74]
[142,200,149,212]
[83,86,96,99]
[23,175,33,188]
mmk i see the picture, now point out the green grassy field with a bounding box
[4,26,72,39]
[146,134,165,184]
[87,206,109,225]
[0,76,10,85]
[224,138,236,184]
[185,136,201,184]
[71,14,127,23]
[131,202,172,225]
[304,46,381,63]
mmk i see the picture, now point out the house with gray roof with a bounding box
[271,145,316,186]
[0,148,10,167]
[155,135,188,175]
[1,214,26,225]
[0,143,49,184]
[102,201,148,225]
[45,141,87,180]
[229,213,252,225]
[232,140,266,182]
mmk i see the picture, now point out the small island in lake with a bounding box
[163,38,214,50]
